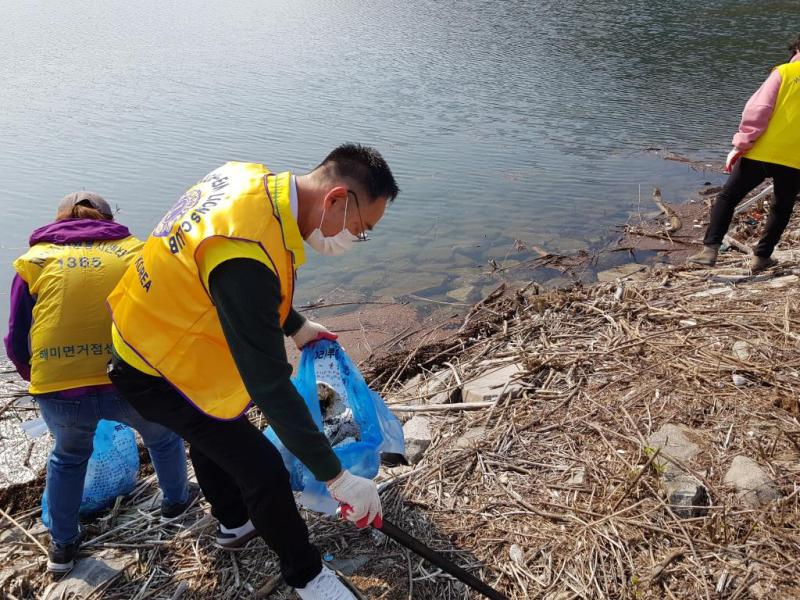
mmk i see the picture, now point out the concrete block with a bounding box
[462,363,524,403]
[403,416,432,464]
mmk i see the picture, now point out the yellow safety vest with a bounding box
[13,236,143,394]
[746,61,800,170]
[107,163,305,420]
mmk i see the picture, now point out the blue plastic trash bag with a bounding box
[43,420,139,525]
[264,339,404,514]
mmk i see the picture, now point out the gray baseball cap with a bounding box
[58,191,113,218]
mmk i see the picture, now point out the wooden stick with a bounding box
[389,401,496,412]
[0,506,48,556]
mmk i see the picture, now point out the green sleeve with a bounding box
[208,258,341,482]
[283,308,306,337]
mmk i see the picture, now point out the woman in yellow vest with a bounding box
[4,192,190,574]
[107,144,398,599]
[690,34,800,271]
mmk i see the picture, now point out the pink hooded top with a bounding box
[732,52,800,151]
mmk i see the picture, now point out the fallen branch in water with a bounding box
[652,188,682,232]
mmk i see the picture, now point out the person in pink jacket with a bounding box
[690,34,800,271]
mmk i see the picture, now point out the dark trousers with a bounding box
[704,157,800,257]
[108,356,321,588]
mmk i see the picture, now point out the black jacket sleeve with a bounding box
[208,258,341,482]
[283,308,306,337]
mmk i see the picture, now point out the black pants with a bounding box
[108,356,321,588]
[704,157,800,257]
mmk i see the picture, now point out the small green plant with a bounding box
[630,575,644,599]
[644,446,667,474]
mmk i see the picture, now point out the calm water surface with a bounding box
[0,1,796,329]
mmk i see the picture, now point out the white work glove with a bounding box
[292,319,338,350]
[725,148,743,174]
[326,470,383,529]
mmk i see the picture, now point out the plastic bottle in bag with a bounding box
[264,340,404,514]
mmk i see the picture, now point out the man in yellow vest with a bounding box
[107,144,398,599]
[690,34,800,272]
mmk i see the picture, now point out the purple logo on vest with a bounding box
[152,189,203,238]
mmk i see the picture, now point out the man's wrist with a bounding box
[326,470,345,486]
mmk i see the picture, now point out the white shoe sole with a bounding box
[47,559,74,574]
[215,528,259,549]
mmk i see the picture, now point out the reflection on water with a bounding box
[0,0,796,327]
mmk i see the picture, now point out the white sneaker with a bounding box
[215,519,259,549]
[295,565,357,600]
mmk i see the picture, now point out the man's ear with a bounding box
[323,186,349,210]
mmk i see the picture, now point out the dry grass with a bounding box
[2,191,800,599]
[377,263,800,599]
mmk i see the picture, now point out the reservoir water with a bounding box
[1,0,796,329]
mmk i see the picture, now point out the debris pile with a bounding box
[365,197,800,599]
[1,193,800,599]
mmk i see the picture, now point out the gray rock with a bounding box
[42,551,133,599]
[723,456,781,508]
[396,370,454,405]
[648,424,701,464]
[462,363,524,403]
[375,272,448,297]
[447,285,475,303]
[508,544,524,566]
[731,373,750,386]
[647,424,709,518]
[664,474,710,518]
[403,416,432,464]
[326,555,370,575]
[767,274,799,288]
[455,426,487,450]
[596,263,647,283]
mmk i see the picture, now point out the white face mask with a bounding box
[305,196,359,256]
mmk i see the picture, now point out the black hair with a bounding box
[316,143,399,203]
[790,33,800,60]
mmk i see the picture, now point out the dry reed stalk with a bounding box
[1,194,800,599]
